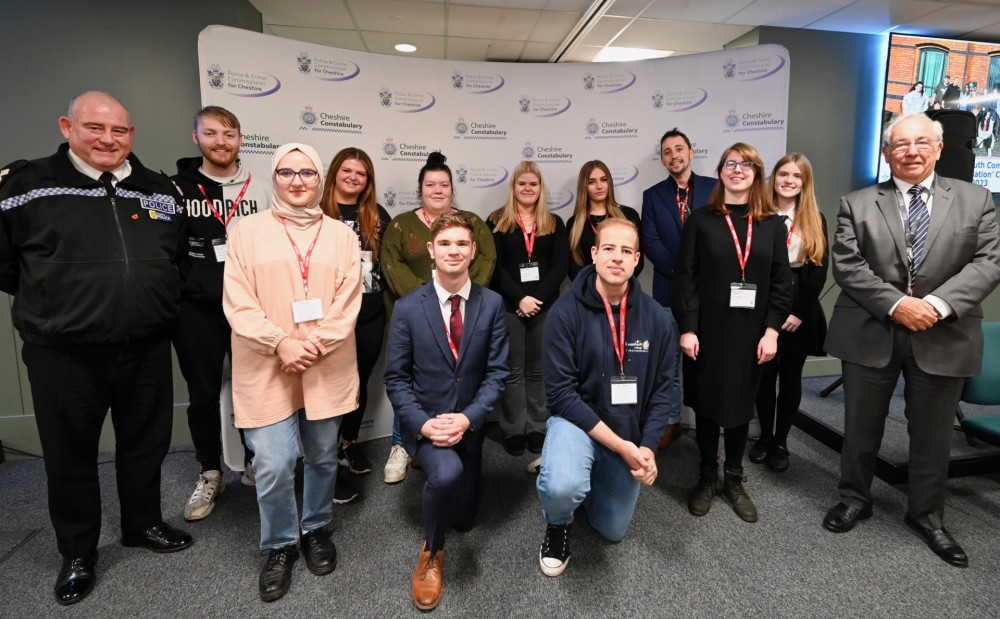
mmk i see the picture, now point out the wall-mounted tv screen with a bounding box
[879,33,1000,192]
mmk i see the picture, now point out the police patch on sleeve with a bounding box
[140,198,176,215]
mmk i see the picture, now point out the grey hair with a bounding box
[882,113,944,147]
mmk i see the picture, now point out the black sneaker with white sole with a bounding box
[333,470,360,504]
[539,523,571,577]
[338,442,373,475]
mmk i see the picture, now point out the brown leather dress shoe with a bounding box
[412,543,444,611]
[659,424,682,448]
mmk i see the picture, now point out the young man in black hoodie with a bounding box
[171,106,270,521]
[536,219,675,577]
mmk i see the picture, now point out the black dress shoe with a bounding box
[260,545,298,602]
[503,435,526,456]
[526,432,545,454]
[54,553,97,606]
[822,502,873,533]
[748,439,769,464]
[904,514,969,567]
[121,522,193,553]
[301,529,337,575]
[766,444,789,472]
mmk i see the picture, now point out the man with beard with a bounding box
[171,106,271,520]
[639,128,716,448]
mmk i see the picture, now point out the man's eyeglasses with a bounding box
[722,160,756,171]
[888,139,939,155]
[274,168,320,183]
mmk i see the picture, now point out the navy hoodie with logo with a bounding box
[542,264,675,451]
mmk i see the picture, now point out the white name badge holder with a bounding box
[212,237,228,262]
[729,282,757,309]
[519,261,540,282]
[292,294,324,323]
[610,375,638,405]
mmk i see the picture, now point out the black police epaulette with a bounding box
[0,160,30,187]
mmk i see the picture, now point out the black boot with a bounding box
[259,545,298,602]
[723,466,758,523]
[688,462,717,517]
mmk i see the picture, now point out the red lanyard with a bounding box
[280,216,323,297]
[517,212,536,259]
[676,185,689,224]
[587,210,603,234]
[600,287,628,375]
[197,175,252,230]
[420,208,434,228]
[724,210,753,282]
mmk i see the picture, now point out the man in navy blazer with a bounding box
[384,211,509,611]
[639,128,716,446]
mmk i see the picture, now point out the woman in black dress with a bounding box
[751,154,828,472]
[319,147,391,503]
[566,160,644,280]
[672,143,792,523]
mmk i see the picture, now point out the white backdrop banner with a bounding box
[199,25,789,443]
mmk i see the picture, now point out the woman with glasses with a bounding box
[224,143,362,602]
[487,161,569,458]
[380,151,496,483]
[672,143,792,523]
[319,148,392,504]
[567,160,644,280]
[752,154,828,472]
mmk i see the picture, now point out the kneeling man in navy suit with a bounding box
[384,211,510,610]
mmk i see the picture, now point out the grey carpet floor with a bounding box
[2,380,1000,618]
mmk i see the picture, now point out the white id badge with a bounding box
[729,283,757,309]
[292,298,323,323]
[519,261,540,282]
[212,238,228,262]
[610,376,638,405]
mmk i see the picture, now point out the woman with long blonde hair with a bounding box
[672,142,792,524]
[752,153,828,472]
[488,161,568,457]
[566,160,643,280]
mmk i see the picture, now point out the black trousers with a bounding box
[23,334,173,558]
[755,327,811,447]
[415,428,486,554]
[339,307,386,442]
[171,301,251,471]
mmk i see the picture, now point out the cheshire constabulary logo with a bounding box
[723,59,736,80]
[207,65,225,90]
[522,142,534,159]
[452,71,464,90]
[383,138,396,157]
[456,166,468,184]
[455,118,468,135]
[651,91,664,109]
[300,106,316,125]
[586,120,599,136]
[379,88,392,108]
[726,109,739,127]
[384,187,397,209]
[583,73,595,91]
[519,96,531,114]
[297,52,312,74]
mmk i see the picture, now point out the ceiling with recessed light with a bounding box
[249,0,1000,62]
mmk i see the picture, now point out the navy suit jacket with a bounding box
[384,279,510,456]
[640,172,717,306]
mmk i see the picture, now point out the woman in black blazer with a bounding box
[752,153,828,472]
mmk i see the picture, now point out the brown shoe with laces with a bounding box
[412,543,444,610]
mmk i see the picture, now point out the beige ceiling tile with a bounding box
[521,40,560,61]
[807,0,944,34]
[348,0,447,35]
[561,45,603,62]
[901,3,1000,37]
[578,15,632,46]
[360,31,447,58]
[446,37,526,61]
[251,0,353,28]
[531,11,580,43]
[726,0,859,28]
[449,5,542,40]
[266,25,367,50]
[612,18,752,52]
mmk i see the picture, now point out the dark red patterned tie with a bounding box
[449,295,463,350]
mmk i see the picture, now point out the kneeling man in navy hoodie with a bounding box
[536,218,675,577]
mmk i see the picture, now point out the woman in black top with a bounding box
[752,154,828,472]
[672,143,792,523]
[488,161,569,457]
[320,147,391,501]
[566,160,644,280]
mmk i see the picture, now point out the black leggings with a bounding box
[695,416,749,469]
[755,328,810,448]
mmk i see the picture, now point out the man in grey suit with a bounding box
[822,113,1000,567]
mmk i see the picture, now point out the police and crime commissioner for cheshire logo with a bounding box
[205,64,281,97]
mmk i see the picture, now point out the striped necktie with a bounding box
[907,184,929,275]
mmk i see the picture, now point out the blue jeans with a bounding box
[535,416,641,542]
[392,415,402,446]
[244,410,342,549]
[663,307,682,424]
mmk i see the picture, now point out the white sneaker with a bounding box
[539,523,571,577]
[526,457,542,475]
[241,460,256,487]
[184,470,225,521]
[383,444,410,484]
